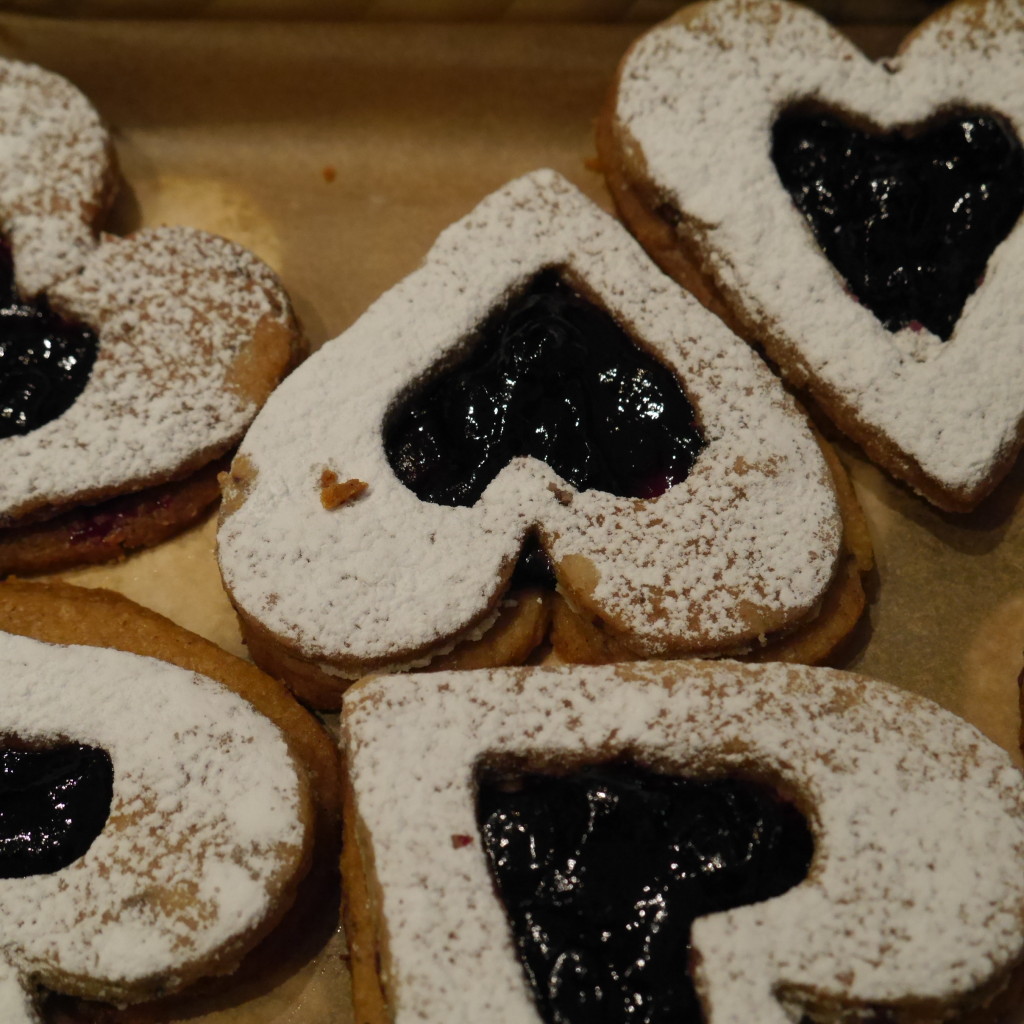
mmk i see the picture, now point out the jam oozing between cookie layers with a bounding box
[0,742,113,877]
[0,240,98,439]
[772,109,1024,340]
[385,271,705,506]
[477,763,813,1024]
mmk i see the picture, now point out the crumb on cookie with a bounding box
[320,469,367,510]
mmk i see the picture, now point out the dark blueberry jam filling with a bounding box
[508,534,558,590]
[477,763,813,1024]
[384,270,705,507]
[0,741,113,878]
[0,240,98,439]
[771,108,1024,340]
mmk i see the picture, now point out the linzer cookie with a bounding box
[217,169,870,709]
[0,622,315,1021]
[341,660,1024,1024]
[598,0,1024,512]
[0,579,341,1021]
[0,58,303,573]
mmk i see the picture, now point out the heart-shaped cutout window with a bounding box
[0,240,98,439]
[477,762,813,1024]
[0,739,113,877]
[771,107,1024,340]
[384,270,705,506]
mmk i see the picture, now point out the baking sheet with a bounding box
[0,11,1021,1023]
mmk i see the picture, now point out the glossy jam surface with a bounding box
[0,241,98,439]
[385,271,705,507]
[0,742,113,877]
[478,764,813,1024]
[772,109,1024,340]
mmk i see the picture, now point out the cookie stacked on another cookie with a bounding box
[0,580,340,1021]
[341,660,1024,1024]
[0,59,304,574]
[598,0,1024,512]
[218,169,871,709]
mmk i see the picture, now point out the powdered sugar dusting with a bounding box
[0,964,37,1024]
[0,630,307,1008]
[613,0,1024,501]
[343,660,1024,1023]
[0,59,110,296]
[218,170,840,673]
[1,226,294,522]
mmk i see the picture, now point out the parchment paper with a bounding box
[0,12,1020,1023]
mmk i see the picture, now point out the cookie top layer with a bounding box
[342,660,1024,1023]
[0,226,299,524]
[610,0,1024,509]
[0,629,311,1012]
[218,169,841,675]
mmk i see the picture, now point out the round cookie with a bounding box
[0,579,340,1021]
[0,58,304,573]
[341,660,1024,1024]
[598,0,1024,512]
[218,169,870,708]
[0,628,312,1020]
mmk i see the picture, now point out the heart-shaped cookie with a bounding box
[599,0,1024,511]
[0,58,303,572]
[341,661,1024,1024]
[217,169,865,709]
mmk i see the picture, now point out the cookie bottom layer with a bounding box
[235,422,872,712]
[238,588,555,712]
[0,457,231,576]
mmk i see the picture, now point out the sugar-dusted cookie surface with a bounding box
[0,59,113,297]
[218,169,865,708]
[599,0,1024,512]
[341,660,1024,1024]
[0,627,313,1022]
[0,58,304,573]
[0,579,340,1022]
